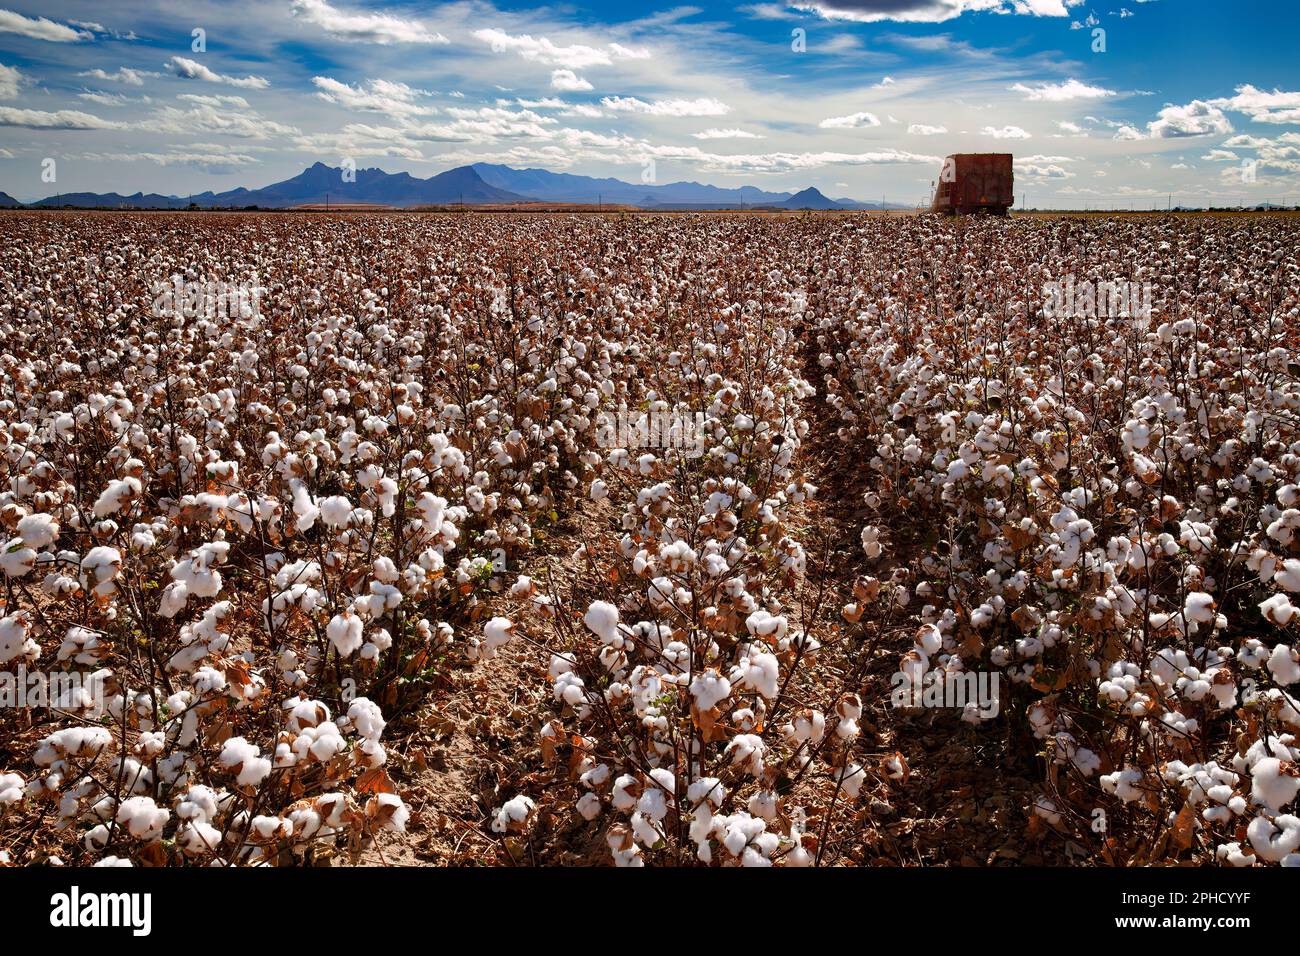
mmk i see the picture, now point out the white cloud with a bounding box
[77,90,139,107]
[165,56,270,90]
[981,125,1032,139]
[641,144,942,174]
[71,149,261,171]
[0,61,21,99]
[177,93,251,108]
[693,128,765,139]
[1221,134,1273,149]
[1010,78,1116,101]
[290,0,447,45]
[0,106,121,129]
[0,8,90,42]
[819,111,881,128]
[78,67,160,87]
[475,28,614,69]
[1147,100,1232,138]
[1208,85,1300,125]
[550,69,593,92]
[140,103,298,139]
[602,96,730,117]
[789,0,1079,24]
[907,123,947,135]
[312,76,434,116]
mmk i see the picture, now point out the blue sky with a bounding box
[0,0,1297,205]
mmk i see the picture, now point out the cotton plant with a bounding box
[817,214,1300,863]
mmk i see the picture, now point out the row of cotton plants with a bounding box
[815,215,1300,865]
[482,219,907,866]
[0,213,668,864]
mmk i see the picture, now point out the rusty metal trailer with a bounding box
[931,153,1014,215]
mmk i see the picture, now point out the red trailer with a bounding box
[931,153,1014,215]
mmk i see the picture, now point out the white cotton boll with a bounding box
[1032,796,1061,825]
[583,600,622,645]
[745,609,787,640]
[576,792,602,820]
[612,774,639,811]
[319,495,353,528]
[175,785,220,824]
[367,793,409,832]
[1100,767,1147,802]
[1247,814,1300,863]
[292,484,319,532]
[92,477,141,518]
[554,671,586,707]
[589,479,608,501]
[1261,593,1299,627]
[219,737,272,787]
[178,820,223,856]
[479,616,515,658]
[83,824,110,850]
[748,790,778,821]
[690,669,732,711]
[724,734,766,776]
[1216,842,1256,867]
[347,697,386,740]
[861,525,883,559]
[16,513,59,549]
[1183,591,1216,625]
[0,612,39,665]
[1239,639,1270,670]
[296,722,347,763]
[0,540,35,578]
[115,796,169,840]
[730,651,779,700]
[1276,559,1300,592]
[491,794,536,834]
[158,580,189,619]
[836,763,865,799]
[327,612,364,658]
[1268,645,1300,686]
[917,624,943,655]
[1251,757,1300,811]
[0,772,26,806]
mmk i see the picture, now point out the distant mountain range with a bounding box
[2,162,909,211]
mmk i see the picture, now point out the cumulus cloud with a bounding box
[602,96,730,117]
[312,76,435,116]
[550,69,593,92]
[475,28,615,69]
[1015,154,1075,178]
[1208,85,1300,125]
[1146,100,1233,138]
[290,0,447,44]
[0,8,91,42]
[819,111,882,128]
[907,123,947,135]
[0,61,21,99]
[165,56,269,90]
[1010,78,1116,101]
[982,125,1032,139]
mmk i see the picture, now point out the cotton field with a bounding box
[1,210,1299,868]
